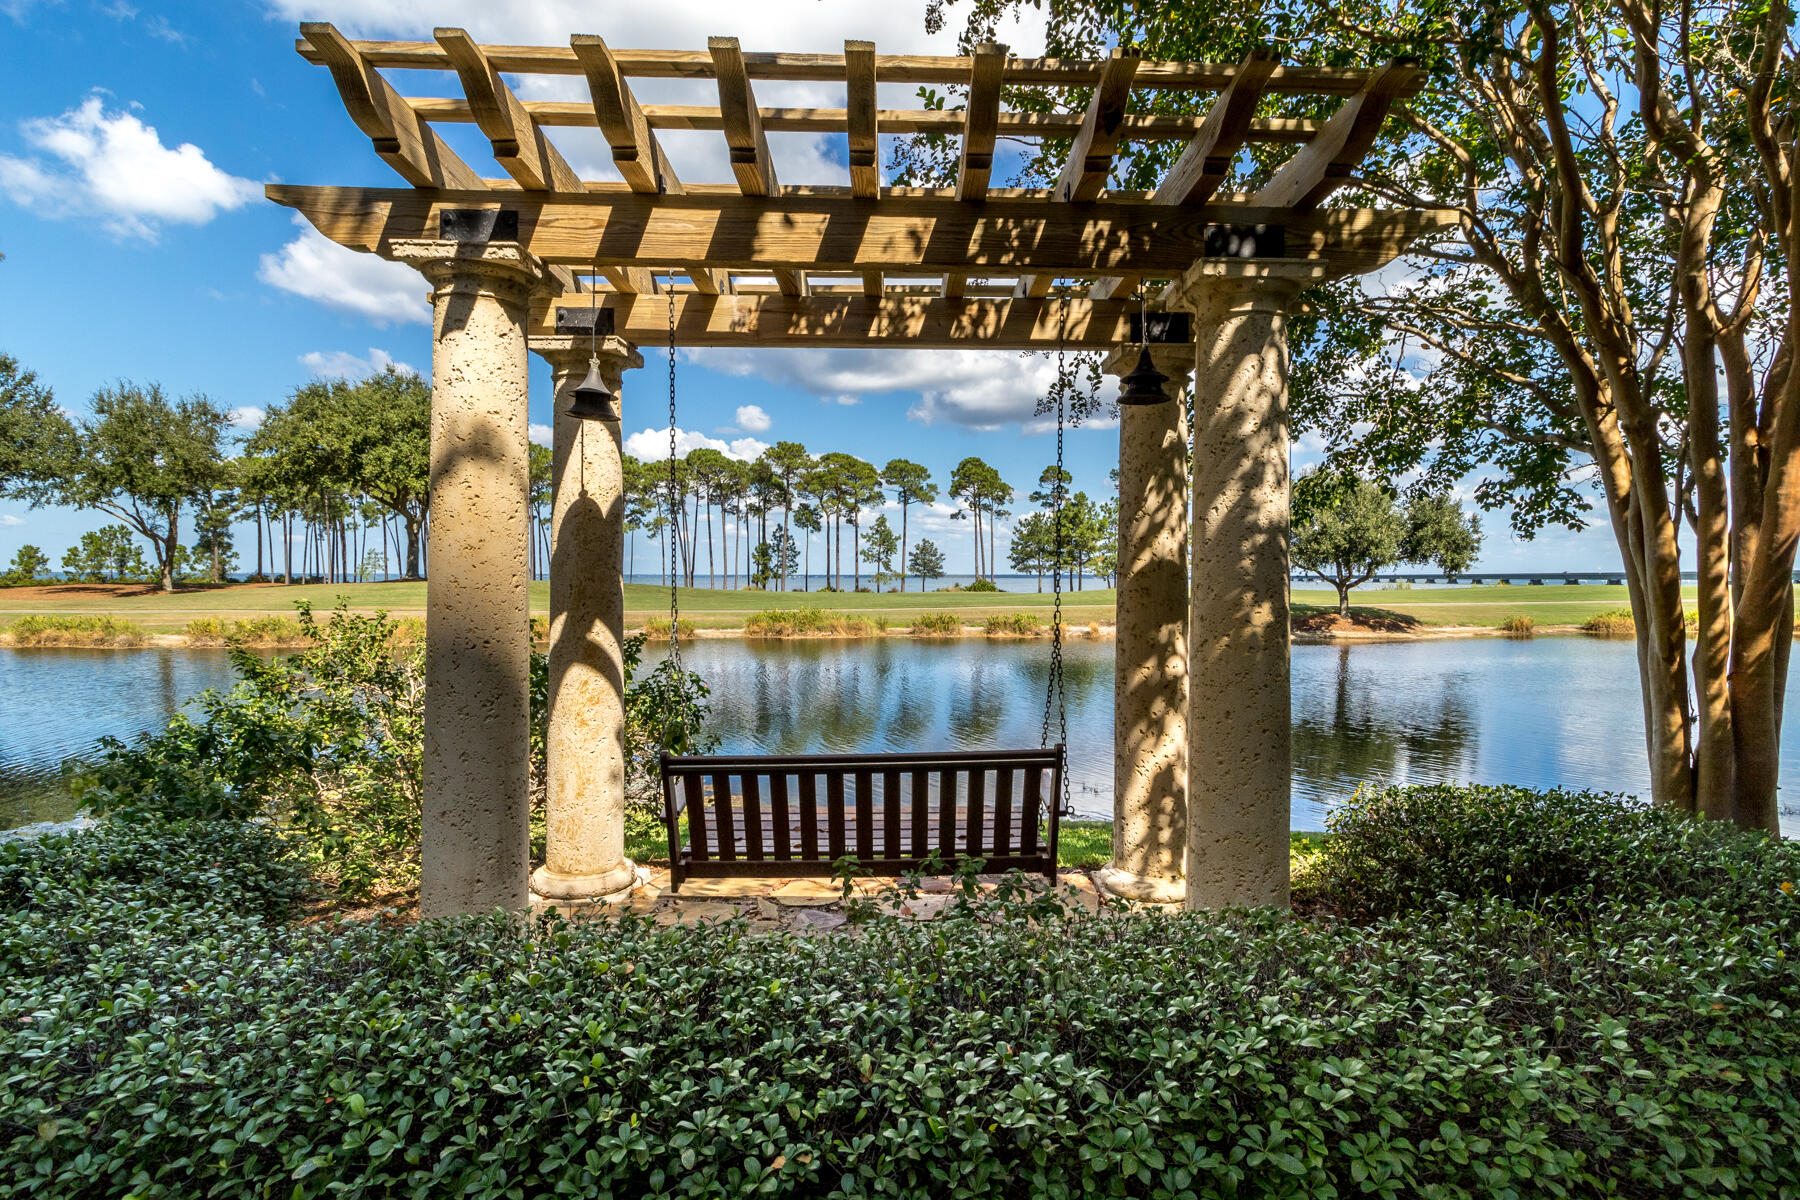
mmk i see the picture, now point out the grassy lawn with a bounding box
[0,578,1685,634]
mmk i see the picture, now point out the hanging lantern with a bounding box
[568,354,619,422]
[1118,345,1170,406]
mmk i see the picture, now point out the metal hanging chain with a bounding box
[1041,298,1070,817]
[666,281,682,675]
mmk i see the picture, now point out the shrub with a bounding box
[743,609,876,637]
[3,816,1799,1198]
[5,614,147,646]
[1582,607,1635,636]
[962,577,1001,592]
[984,612,1043,637]
[71,604,712,900]
[184,615,309,646]
[1498,613,1535,635]
[639,616,697,640]
[1300,782,1800,924]
[910,612,962,636]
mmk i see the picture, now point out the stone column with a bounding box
[1170,266,1312,911]
[528,334,644,901]
[393,240,550,918]
[1096,344,1193,904]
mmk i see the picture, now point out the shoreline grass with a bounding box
[3,614,149,647]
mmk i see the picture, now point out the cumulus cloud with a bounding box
[623,426,768,462]
[226,406,265,431]
[730,404,771,433]
[0,514,25,527]
[0,93,259,238]
[529,423,553,447]
[260,215,430,326]
[690,347,1075,432]
[298,346,420,379]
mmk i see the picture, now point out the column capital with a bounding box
[390,239,556,302]
[1100,342,1195,389]
[1163,260,1324,324]
[529,334,643,372]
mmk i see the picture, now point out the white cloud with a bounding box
[226,406,265,431]
[733,404,771,433]
[144,14,187,44]
[260,215,430,326]
[623,426,768,462]
[691,347,1076,432]
[298,346,420,379]
[529,423,553,447]
[0,514,24,527]
[0,93,259,238]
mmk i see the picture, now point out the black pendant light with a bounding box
[1118,345,1170,406]
[568,269,619,422]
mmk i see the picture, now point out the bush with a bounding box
[910,612,963,636]
[185,615,309,646]
[1299,782,1800,924]
[962,577,1001,592]
[72,604,712,900]
[743,609,877,637]
[639,616,697,640]
[1583,608,1635,636]
[3,814,1799,1198]
[1498,613,1535,635]
[984,612,1043,637]
[5,614,147,646]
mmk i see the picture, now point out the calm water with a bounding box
[4,639,1798,836]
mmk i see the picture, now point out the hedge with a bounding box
[3,793,1798,1198]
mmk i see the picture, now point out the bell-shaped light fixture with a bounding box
[568,354,619,422]
[1118,345,1171,406]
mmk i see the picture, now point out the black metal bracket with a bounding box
[1202,223,1285,258]
[554,307,617,338]
[438,208,520,243]
[1128,311,1192,344]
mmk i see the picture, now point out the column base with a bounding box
[529,860,638,902]
[1096,864,1186,905]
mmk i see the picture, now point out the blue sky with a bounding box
[0,0,1627,576]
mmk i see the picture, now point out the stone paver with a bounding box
[769,879,843,907]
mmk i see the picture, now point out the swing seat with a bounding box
[659,746,1064,892]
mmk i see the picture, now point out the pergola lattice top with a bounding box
[269,24,1456,349]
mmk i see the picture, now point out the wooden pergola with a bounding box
[268,24,1455,915]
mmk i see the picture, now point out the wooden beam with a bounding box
[572,33,677,195]
[528,292,1161,348]
[571,33,727,294]
[955,43,1008,201]
[266,184,1459,278]
[410,97,1322,142]
[296,38,1418,96]
[1092,48,1278,301]
[1055,49,1142,203]
[299,22,484,190]
[846,39,882,296]
[1253,61,1418,211]
[711,36,803,296]
[435,27,582,193]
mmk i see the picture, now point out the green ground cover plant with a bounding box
[908,611,963,635]
[183,615,309,646]
[3,795,1797,1199]
[3,614,147,646]
[983,612,1043,637]
[743,609,880,637]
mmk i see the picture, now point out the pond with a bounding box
[4,637,1797,837]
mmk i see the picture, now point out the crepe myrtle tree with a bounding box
[910,0,1800,831]
[1293,476,1483,616]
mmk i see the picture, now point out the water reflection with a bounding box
[5,638,1798,837]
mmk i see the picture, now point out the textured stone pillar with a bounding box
[393,240,549,918]
[1096,344,1193,904]
[1172,266,1312,911]
[529,334,644,901]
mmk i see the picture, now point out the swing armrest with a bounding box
[659,753,687,820]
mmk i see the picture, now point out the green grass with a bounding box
[0,579,1696,635]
